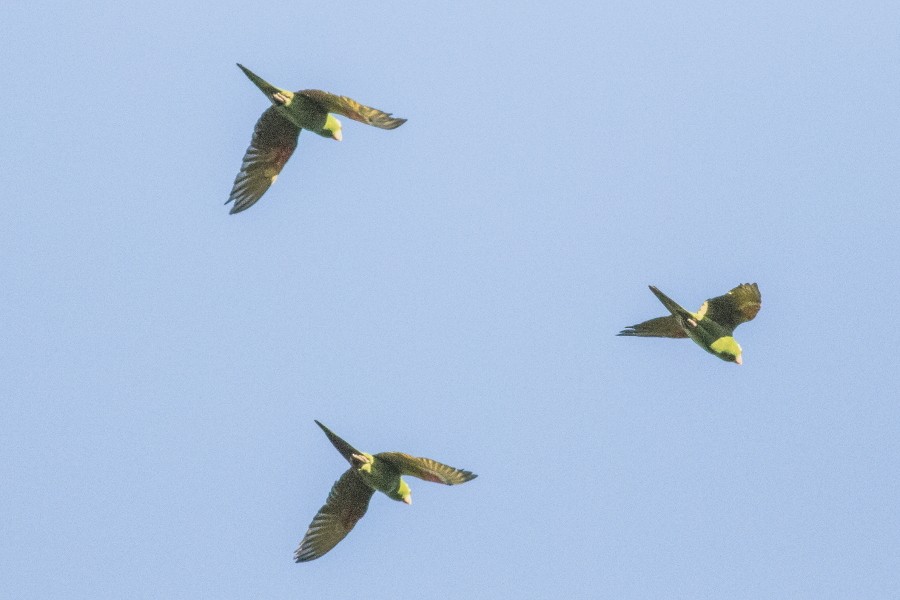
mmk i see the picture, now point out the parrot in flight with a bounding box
[295,420,477,562]
[618,283,761,364]
[227,64,406,214]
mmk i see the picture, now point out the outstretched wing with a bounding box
[617,315,688,338]
[299,90,407,129]
[701,283,761,332]
[294,469,375,562]
[377,453,477,485]
[227,107,301,214]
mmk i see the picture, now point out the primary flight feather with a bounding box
[618,283,761,364]
[227,64,406,214]
[295,420,477,562]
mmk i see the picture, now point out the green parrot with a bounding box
[618,283,761,364]
[295,420,477,562]
[227,64,406,214]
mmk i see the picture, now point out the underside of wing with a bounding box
[294,470,374,563]
[702,283,761,331]
[377,452,476,485]
[227,107,301,214]
[617,315,688,338]
[299,89,406,129]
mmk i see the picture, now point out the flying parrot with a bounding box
[295,420,477,562]
[618,283,761,364]
[227,64,406,214]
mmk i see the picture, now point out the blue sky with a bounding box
[3,1,899,598]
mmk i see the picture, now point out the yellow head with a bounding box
[710,336,743,365]
[324,114,343,141]
[388,479,412,505]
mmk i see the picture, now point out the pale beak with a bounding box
[402,496,412,505]
[332,130,342,142]
[734,355,743,365]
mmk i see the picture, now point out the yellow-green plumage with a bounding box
[618,283,761,364]
[295,421,476,562]
[227,64,406,214]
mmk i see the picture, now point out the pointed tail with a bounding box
[236,63,290,101]
[649,286,693,320]
[314,420,363,466]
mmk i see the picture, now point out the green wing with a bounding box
[227,107,300,214]
[294,469,375,562]
[377,453,477,485]
[299,89,407,129]
[701,283,762,332]
[617,315,687,338]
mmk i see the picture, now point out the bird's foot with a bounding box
[272,91,291,106]
[352,454,373,473]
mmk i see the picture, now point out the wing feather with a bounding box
[294,469,374,562]
[227,107,300,214]
[299,89,407,129]
[376,452,476,485]
[703,283,762,331]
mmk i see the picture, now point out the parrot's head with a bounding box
[710,336,743,365]
[389,479,412,505]
[324,114,343,141]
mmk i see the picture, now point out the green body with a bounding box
[618,284,761,364]
[355,452,412,502]
[314,421,412,503]
[295,421,475,562]
[649,286,743,363]
[228,64,406,214]
[276,95,341,139]
[237,63,341,139]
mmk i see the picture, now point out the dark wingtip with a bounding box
[224,197,240,214]
[376,116,407,130]
[448,470,478,485]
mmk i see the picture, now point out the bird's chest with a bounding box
[358,460,402,494]
[277,96,328,132]
[682,316,730,350]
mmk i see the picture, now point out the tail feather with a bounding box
[314,421,363,466]
[617,315,687,338]
[237,63,290,102]
[649,286,692,320]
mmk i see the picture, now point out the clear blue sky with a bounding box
[3,2,899,598]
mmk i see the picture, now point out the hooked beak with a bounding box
[734,355,743,365]
[402,496,412,505]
